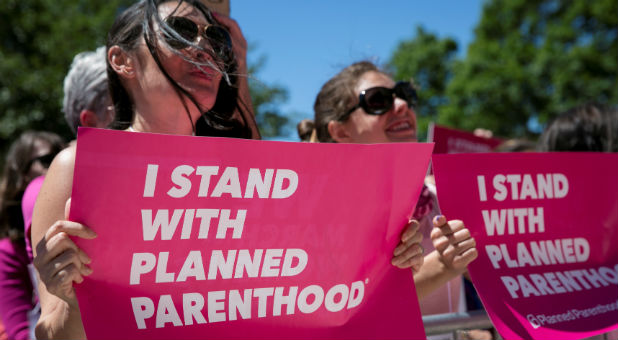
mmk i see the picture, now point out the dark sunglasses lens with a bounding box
[38,154,56,168]
[363,88,393,115]
[395,82,418,107]
[206,26,232,49]
[29,153,56,169]
[165,17,198,49]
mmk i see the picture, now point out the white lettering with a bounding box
[271,169,298,199]
[143,164,158,197]
[167,165,194,198]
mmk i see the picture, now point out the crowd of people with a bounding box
[0,1,616,339]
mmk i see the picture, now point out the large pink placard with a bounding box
[70,128,434,339]
[432,152,618,340]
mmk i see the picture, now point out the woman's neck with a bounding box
[130,104,196,136]
[128,84,201,136]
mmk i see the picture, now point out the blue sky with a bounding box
[232,1,486,140]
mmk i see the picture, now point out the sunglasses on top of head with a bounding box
[344,81,418,118]
[163,16,232,52]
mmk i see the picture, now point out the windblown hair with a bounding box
[63,46,110,134]
[313,61,383,142]
[0,131,65,240]
[538,102,618,152]
[106,0,259,138]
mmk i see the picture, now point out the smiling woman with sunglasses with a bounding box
[315,62,419,144]
[31,1,259,339]
[313,61,479,315]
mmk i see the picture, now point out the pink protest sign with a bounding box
[428,123,503,154]
[432,152,618,340]
[70,128,433,339]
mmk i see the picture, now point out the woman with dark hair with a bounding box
[314,61,479,314]
[537,103,618,340]
[106,0,259,138]
[31,1,259,338]
[0,131,65,340]
[538,102,618,152]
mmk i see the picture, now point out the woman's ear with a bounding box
[108,46,136,79]
[328,120,352,143]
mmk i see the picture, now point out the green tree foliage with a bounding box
[442,0,618,137]
[389,0,617,139]
[0,0,132,156]
[387,26,459,140]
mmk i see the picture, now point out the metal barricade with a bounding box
[422,310,611,340]
[423,310,499,339]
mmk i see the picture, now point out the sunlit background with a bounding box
[1,0,616,155]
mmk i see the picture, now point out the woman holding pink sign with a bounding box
[30,2,427,339]
[313,61,480,314]
[31,0,260,338]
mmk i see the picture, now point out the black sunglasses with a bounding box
[27,153,57,169]
[163,16,232,52]
[344,81,418,118]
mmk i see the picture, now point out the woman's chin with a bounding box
[386,129,417,143]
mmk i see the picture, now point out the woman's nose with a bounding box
[187,42,211,63]
[392,97,408,116]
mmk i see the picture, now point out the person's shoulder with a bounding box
[0,238,27,267]
[23,176,45,206]
[36,145,76,208]
[0,238,13,255]
[40,144,77,188]
[52,144,76,170]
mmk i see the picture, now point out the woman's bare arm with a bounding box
[32,145,95,340]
